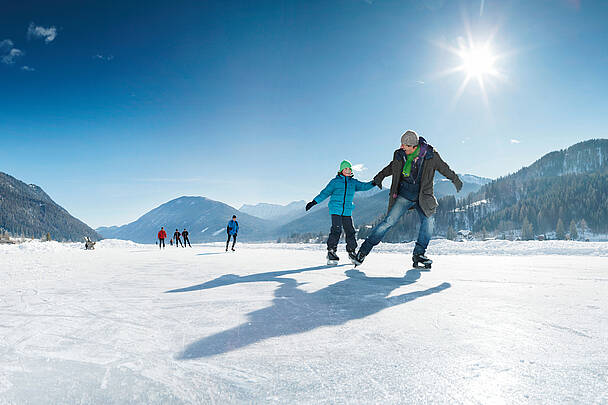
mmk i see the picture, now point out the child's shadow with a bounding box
[175,268,450,359]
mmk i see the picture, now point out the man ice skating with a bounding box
[174,229,183,247]
[226,215,239,251]
[305,160,378,265]
[353,130,462,269]
[158,227,167,249]
[182,228,191,247]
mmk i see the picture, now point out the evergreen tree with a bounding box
[580,219,588,239]
[556,219,566,240]
[521,218,534,240]
[447,226,456,241]
[569,220,578,240]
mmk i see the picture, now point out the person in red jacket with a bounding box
[158,227,167,249]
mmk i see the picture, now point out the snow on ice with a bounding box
[0,239,607,403]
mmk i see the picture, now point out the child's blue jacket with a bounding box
[313,174,374,216]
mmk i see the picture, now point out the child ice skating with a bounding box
[305,160,379,265]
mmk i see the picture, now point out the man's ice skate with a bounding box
[351,251,366,267]
[348,251,358,265]
[327,250,339,266]
[412,253,432,269]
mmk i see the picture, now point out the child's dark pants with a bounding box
[327,215,357,252]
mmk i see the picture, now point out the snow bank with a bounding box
[3,238,607,257]
[96,238,146,249]
[0,238,145,254]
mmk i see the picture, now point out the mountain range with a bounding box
[96,196,276,243]
[4,139,605,244]
[95,172,490,242]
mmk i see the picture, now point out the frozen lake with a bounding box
[1,240,607,404]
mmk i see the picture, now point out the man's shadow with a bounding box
[165,264,348,293]
[168,266,450,359]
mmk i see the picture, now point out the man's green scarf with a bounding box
[402,146,420,177]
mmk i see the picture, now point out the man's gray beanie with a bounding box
[401,130,419,146]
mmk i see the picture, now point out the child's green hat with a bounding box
[339,160,352,172]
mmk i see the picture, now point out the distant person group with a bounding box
[156,227,191,249]
[155,215,239,252]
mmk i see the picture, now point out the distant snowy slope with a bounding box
[239,200,307,223]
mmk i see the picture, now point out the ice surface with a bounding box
[0,240,606,403]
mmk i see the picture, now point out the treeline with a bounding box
[474,172,608,234]
[356,172,607,241]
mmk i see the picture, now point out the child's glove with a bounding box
[305,200,317,211]
[371,180,382,190]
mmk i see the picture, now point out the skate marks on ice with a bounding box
[171,267,450,359]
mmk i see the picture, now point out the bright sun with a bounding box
[458,45,497,79]
[435,35,507,107]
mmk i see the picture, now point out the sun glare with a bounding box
[459,44,497,79]
[435,33,507,107]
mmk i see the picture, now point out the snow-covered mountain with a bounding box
[0,171,100,241]
[433,172,492,198]
[509,138,608,180]
[445,139,608,235]
[239,200,307,224]
[96,196,276,243]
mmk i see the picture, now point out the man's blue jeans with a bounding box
[359,195,434,256]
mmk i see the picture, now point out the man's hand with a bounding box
[454,177,463,192]
[305,200,317,211]
[371,180,382,190]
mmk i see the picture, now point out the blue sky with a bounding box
[1,0,607,227]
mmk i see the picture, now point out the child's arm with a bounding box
[306,179,335,211]
[313,179,336,204]
[354,179,375,192]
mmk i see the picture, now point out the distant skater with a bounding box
[226,215,239,252]
[174,229,183,247]
[182,228,191,247]
[158,227,167,249]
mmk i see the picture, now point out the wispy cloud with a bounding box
[0,39,12,52]
[351,164,367,173]
[0,40,24,64]
[510,139,521,144]
[27,23,57,43]
[93,54,114,61]
[21,65,35,71]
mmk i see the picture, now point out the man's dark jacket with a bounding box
[373,137,461,217]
